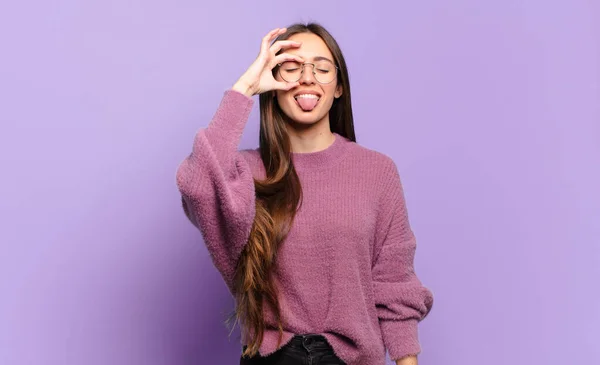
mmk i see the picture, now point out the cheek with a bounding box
[275,91,295,111]
[323,84,339,99]
[276,90,288,100]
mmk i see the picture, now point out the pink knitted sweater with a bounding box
[176,90,433,365]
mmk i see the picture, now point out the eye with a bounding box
[280,61,301,72]
[314,62,333,74]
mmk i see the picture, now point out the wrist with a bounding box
[232,79,255,97]
[395,355,417,365]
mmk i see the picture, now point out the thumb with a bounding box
[279,81,300,91]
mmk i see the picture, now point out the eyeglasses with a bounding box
[277,60,339,84]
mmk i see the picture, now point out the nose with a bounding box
[299,64,316,85]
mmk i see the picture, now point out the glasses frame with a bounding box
[276,61,339,85]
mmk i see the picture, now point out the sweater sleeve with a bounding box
[372,159,434,361]
[175,90,256,294]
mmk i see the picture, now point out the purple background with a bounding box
[1,1,599,364]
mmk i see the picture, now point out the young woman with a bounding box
[176,23,433,365]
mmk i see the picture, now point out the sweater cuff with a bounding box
[207,89,254,132]
[200,89,254,156]
[218,89,254,123]
[380,318,421,361]
[225,88,254,103]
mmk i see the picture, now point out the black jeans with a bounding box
[239,334,346,365]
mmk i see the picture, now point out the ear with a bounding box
[334,84,343,99]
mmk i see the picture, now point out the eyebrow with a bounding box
[310,56,335,63]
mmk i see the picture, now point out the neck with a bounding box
[285,115,335,154]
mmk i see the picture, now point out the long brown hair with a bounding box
[228,22,356,358]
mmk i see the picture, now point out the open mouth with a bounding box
[294,94,321,112]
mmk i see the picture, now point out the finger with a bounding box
[263,28,283,42]
[262,28,287,48]
[274,80,300,91]
[261,28,283,53]
[270,40,302,55]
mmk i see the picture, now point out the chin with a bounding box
[288,111,325,125]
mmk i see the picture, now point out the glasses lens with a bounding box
[279,61,337,84]
[279,61,303,82]
[313,61,336,84]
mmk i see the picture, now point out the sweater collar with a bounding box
[291,132,351,171]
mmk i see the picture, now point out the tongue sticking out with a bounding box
[296,97,319,111]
